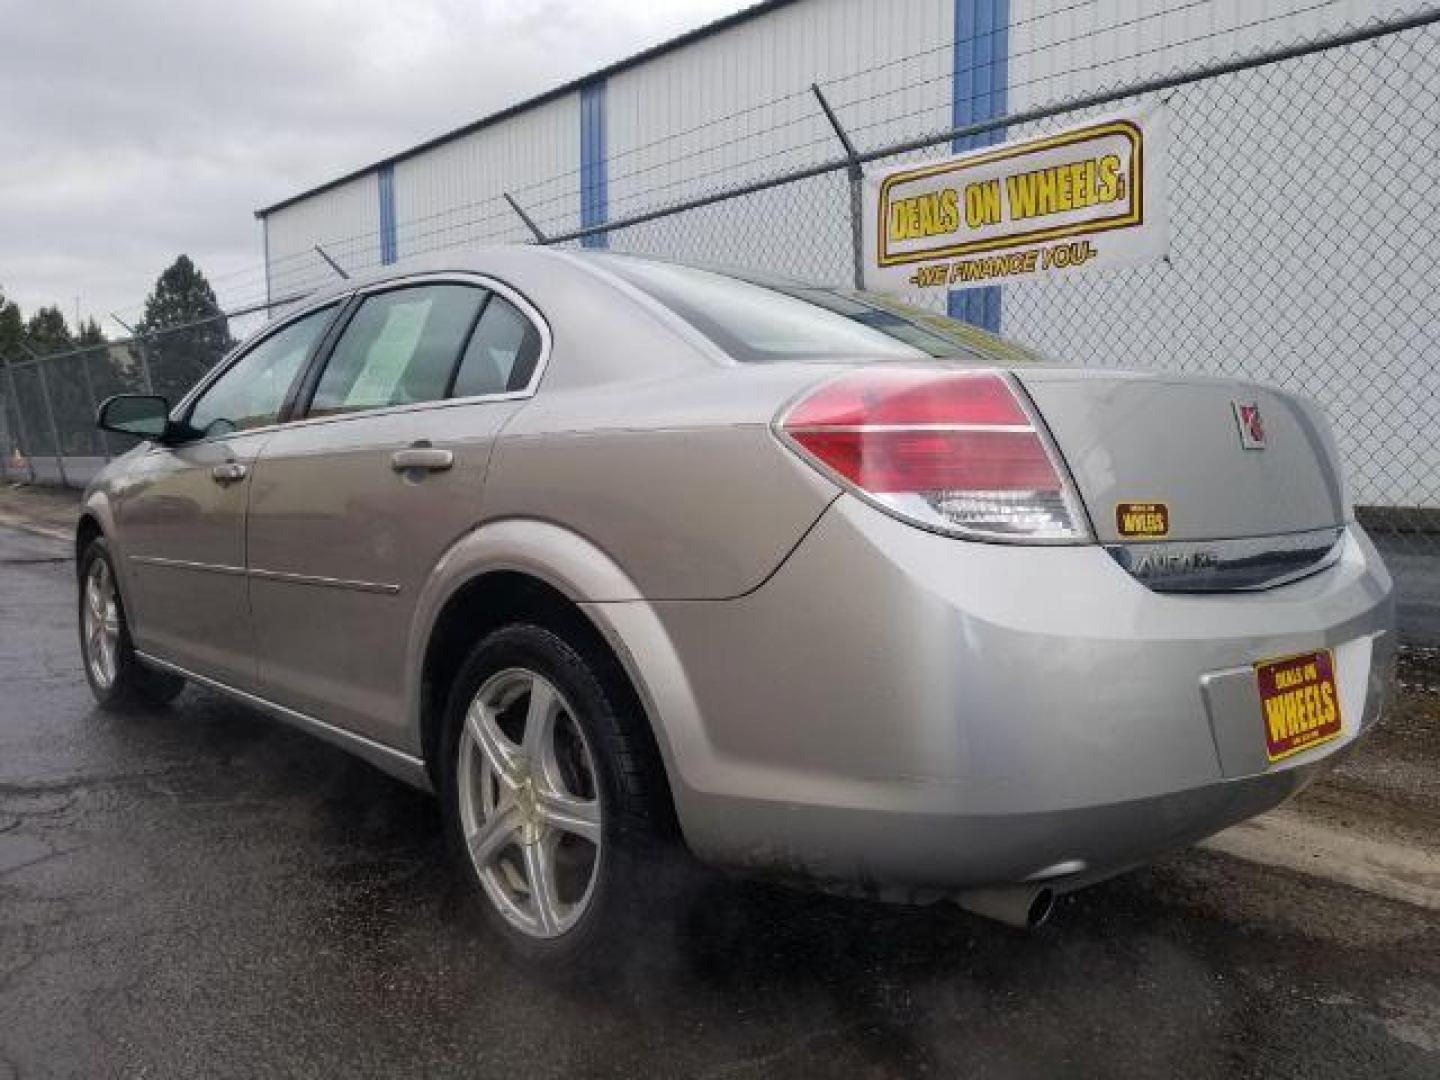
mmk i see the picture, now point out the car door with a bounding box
[245,275,547,749]
[118,302,341,690]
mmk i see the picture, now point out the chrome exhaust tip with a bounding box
[955,885,1056,930]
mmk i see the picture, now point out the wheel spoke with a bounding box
[91,621,113,683]
[536,788,602,845]
[87,618,108,676]
[86,578,105,621]
[467,802,521,868]
[523,833,562,935]
[522,678,558,760]
[466,703,524,791]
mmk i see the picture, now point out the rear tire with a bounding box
[439,622,676,971]
[78,538,185,710]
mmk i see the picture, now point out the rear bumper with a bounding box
[663,753,1333,895]
[593,497,1395,892]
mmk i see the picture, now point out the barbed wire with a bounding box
[223,0,1387,295]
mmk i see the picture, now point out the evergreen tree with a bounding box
[0,291,23,463]
[25,306,73,355]
[23,306,100,455]
[0,288,25,360]
[76,318,106,347]
[135,256,233,401]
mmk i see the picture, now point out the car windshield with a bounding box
[596,254,1043,366]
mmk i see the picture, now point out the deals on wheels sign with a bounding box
[863,102,1170,295]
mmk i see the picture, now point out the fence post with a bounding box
[76,349,104,458]
[503,193,549,244]
[23,351,69,488]
[313,244,351,280]
[135,338,156,395]
[811,83,866,291]
[1,356,37,483]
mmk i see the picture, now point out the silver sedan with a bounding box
[78,248,1395,962]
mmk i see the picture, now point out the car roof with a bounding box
[280,246,827,312]
[276,244,575,310]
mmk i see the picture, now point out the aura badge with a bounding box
[1232,400,1266,450]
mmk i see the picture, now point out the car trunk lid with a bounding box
[1013,367,1348,590]
[1014,368,1346,542]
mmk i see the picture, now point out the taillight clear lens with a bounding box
[779,367,1088,542]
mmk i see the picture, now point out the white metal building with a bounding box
[257,0,1404,297]
[255,0,1437,507]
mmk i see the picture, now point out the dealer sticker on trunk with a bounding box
[1255,650,1342,762]
[1116,501,1170,538]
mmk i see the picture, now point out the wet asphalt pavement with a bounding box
[1,523,1437,1079]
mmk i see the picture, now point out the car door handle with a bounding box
[391,447,454,473]
[210,462,248,484]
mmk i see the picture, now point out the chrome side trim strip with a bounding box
[131,556,399,594]
[1106,525,1346,593]
[135,651,430,789]
[131,555,246,577]
[247,567,401,595]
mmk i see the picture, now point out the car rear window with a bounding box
[597,256,1041,365]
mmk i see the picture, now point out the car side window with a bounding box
[187,304,338,438]
[451,294,543,398]
[308,284,486,418]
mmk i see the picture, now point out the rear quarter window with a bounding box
[598,256,1043,366]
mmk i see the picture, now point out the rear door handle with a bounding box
[391,447,454,473]
[210,462,248,484]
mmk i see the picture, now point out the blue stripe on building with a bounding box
[579,81,609,249]
[949,0,1008,333]
[378,164,398,265]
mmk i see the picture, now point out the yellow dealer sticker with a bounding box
[1115,501,1170,538]
[863,102,1170,295]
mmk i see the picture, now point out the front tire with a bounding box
[439,623,673,968]
[78,538,185,710]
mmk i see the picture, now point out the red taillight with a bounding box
[779,368,1086,541]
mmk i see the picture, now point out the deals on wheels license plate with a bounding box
[1255,649,1342,763]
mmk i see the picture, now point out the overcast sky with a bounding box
[0,0,750,328]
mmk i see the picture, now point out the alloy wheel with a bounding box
[83,558,120,691]
[457,667,604,939]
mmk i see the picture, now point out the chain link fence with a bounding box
[0,308,269,486]
[580,12,1439,552]
[1,9,1435,632]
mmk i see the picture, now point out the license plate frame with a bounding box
[1255,648,1342,763]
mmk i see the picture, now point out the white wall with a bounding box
[395,94,581,257]
[263,173,379,299]
[604,0,953,281]
[1005,0,1406,106]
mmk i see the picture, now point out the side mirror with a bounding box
[97,394,174,441]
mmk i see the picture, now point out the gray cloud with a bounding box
[0,0,748,323]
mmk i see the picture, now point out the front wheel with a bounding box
[440,623,675,968]
[78,538,185,710]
